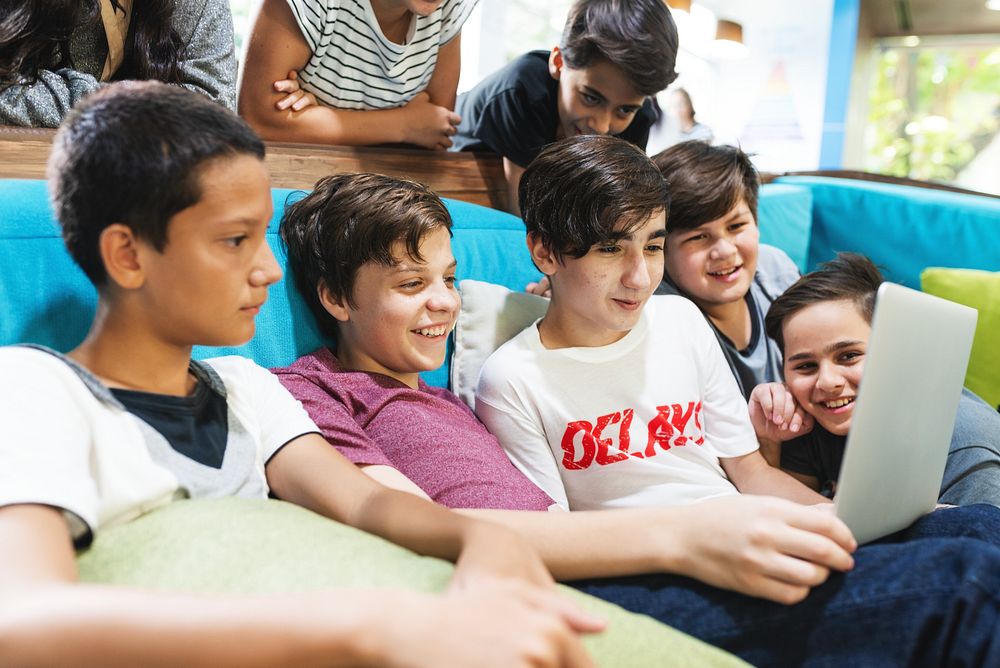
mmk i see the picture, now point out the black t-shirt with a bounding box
[452,50,656,168]
[780,428,844,498]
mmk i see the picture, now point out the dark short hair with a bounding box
[280,173,453,341]
[765,253,885,352]
[520,135,669,261]
[652,141,759,233]
[48,81,264,286]
[560,0,679,96]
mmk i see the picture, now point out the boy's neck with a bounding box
[68,301,196,397]
[702,299,752,350]
[537,306,632,350]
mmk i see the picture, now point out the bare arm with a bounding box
[238,0,458,148]
[748,382,821,490]
[503,157,525,216]
[266,433,557,588]
[721,450,830,505]
[0,504,599,667]
[363,463,857,603]
[424,33,462,110]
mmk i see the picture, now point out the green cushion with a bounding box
[921,267,1000,410]
[77,498,745,667]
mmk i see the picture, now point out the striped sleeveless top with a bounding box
[287,0,477,110]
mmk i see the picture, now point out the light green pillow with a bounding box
[921,267,1000,410]
[77,498,745,667]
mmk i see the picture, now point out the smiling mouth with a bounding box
[822,397,855,409]
[707,266,740,278]
[413,325,448,338]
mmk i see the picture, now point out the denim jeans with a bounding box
[570,504,1000,667]
[939,389,1000,507]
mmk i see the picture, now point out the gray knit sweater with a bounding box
[0,0,236,127]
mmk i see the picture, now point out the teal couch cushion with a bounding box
[776,176,1000,287]
[76,497,745,668]
[757,183,813,272]
[0,180,535,388]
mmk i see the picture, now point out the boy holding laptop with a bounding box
[475,134,1000,664]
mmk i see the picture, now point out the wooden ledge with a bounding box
[0,126,510,210]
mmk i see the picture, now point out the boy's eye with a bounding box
[616,106,640,118]
[840,351,864,363]
[444,275,457,287]
[645,244,665,253]
[400,280,423,289]
[581,92,601,105]
[596,244,621,254]
[684,233,708,244]
[729,222,749,232]
[224,235,247,248]
[792,361,817,373]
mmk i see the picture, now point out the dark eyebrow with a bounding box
[580,85,607,102]
[390,259,457,273]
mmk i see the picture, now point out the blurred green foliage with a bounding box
[865,45,1000,183]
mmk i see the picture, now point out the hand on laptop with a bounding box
[674,495,856,605]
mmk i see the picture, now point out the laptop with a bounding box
[834,282,978,544]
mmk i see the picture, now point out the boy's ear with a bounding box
[548,47,564,80]
[526,233,559,276]
[317,281,351,322]
[99,224,146,290]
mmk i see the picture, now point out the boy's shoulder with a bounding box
[465,50,553,103]
[755,244,800,298]
[477,319,544,388]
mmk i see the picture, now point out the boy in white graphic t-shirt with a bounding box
[475,134,829,511]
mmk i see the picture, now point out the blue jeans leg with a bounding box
[571,536,1000,667]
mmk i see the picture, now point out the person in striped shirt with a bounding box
[239,0,477,150]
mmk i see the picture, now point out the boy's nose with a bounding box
[427,280,460,312]
[621,253,652,290]
[250,241,283,287]
[815,363,845,393]
[710,237,737,259]
[589,110,613,135]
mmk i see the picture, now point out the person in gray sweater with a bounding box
[1,0,237,126]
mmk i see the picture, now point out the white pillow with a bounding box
[451,280,548,409]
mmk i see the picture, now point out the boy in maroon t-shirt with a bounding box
[273,170,857,590]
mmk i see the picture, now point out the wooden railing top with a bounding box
[0,126,510,210]
[761,169,999,200]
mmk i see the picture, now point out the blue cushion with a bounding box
[0,181,535,388]
[776,176,1000,287]
[757,183,813,273]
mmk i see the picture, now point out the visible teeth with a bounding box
[414,326,447,337]
[824,398,854,408]
[708,267,738,276]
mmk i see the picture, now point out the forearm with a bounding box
[0,70,102,127]
[244,103,409,146]
[459,507,685,580]
[731,456,829,505]
[758,437,782,468]
[0,583,413,667]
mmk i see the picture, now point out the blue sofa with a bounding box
[1,174,996,666]
[4,175,996,386]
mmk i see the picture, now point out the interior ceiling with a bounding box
[866,0,1000,36]
[698,0,1000,37]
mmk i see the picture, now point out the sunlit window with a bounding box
[865,39,1000,194]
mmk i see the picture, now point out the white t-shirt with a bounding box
[0,347,317,546]
[475,296,758,511]
[286,0,477,110]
